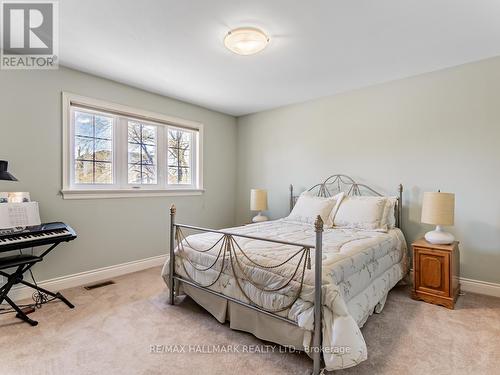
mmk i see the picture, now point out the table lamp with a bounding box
[421,191,455,244]
[0,160,17,181]
[250,189,268,222]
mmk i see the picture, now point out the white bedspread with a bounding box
[161,219,408,371]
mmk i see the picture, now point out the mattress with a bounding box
[161,219,408,371]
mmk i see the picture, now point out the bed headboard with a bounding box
[289,174,403,229]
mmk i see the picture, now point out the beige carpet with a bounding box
[1,267,499,375]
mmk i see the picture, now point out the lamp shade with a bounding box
[0,160,17,181]
[421,192,454,226]
[250,189,268,211]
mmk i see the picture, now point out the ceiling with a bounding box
[61,0,500,116]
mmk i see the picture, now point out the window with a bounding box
[168,128,194,185]
[62,93,203,199]
[128,122,157,184]
[74,111,114,184]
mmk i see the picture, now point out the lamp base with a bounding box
[425,225,455,245]
[252,212,268,223]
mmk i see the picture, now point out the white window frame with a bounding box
[62,92,204,199]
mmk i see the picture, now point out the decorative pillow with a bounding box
[380,197,397,229]
[285,191,344,227]
[326,192,346,227]
[333,196,387,231]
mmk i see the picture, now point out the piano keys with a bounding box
[0,222,76,252]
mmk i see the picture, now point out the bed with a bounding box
[161,175,409,373]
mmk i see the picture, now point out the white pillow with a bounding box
[326,192,346,227]
[285,191,344,227]
[333,196,387,231]
[380,197,397,229]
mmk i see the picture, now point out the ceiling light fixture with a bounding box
[224,27,269,56]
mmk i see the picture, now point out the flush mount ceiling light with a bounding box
[224,27,269,56]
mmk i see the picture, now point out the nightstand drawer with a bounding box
[414,247,450,297]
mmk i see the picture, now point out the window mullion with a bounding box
[116,117,126,189]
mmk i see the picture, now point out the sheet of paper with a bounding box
[0,202,41,229]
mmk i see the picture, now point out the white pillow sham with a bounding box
[333,196,388,231]
[380,196,397,230]
[285,191,344,227]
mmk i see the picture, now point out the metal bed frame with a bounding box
[168,174,403,375]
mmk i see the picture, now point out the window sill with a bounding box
[61,188,205,200]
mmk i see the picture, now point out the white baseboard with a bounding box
[459,277,500,298]
[8,254,167,302]
[409,270,500,298]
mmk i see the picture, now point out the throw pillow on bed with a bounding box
[333,196,388,231]
[285,191,344,227]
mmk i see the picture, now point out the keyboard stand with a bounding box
[0,242,75,326]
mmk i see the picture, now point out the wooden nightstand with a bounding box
[411,239,460,309]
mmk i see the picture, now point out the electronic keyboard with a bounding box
[0,222,77,252]
[0,222,77,326]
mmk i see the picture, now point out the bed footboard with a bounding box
[168,205,324,374]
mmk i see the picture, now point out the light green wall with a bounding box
[0,67,237,281]
[236,57,500,284]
